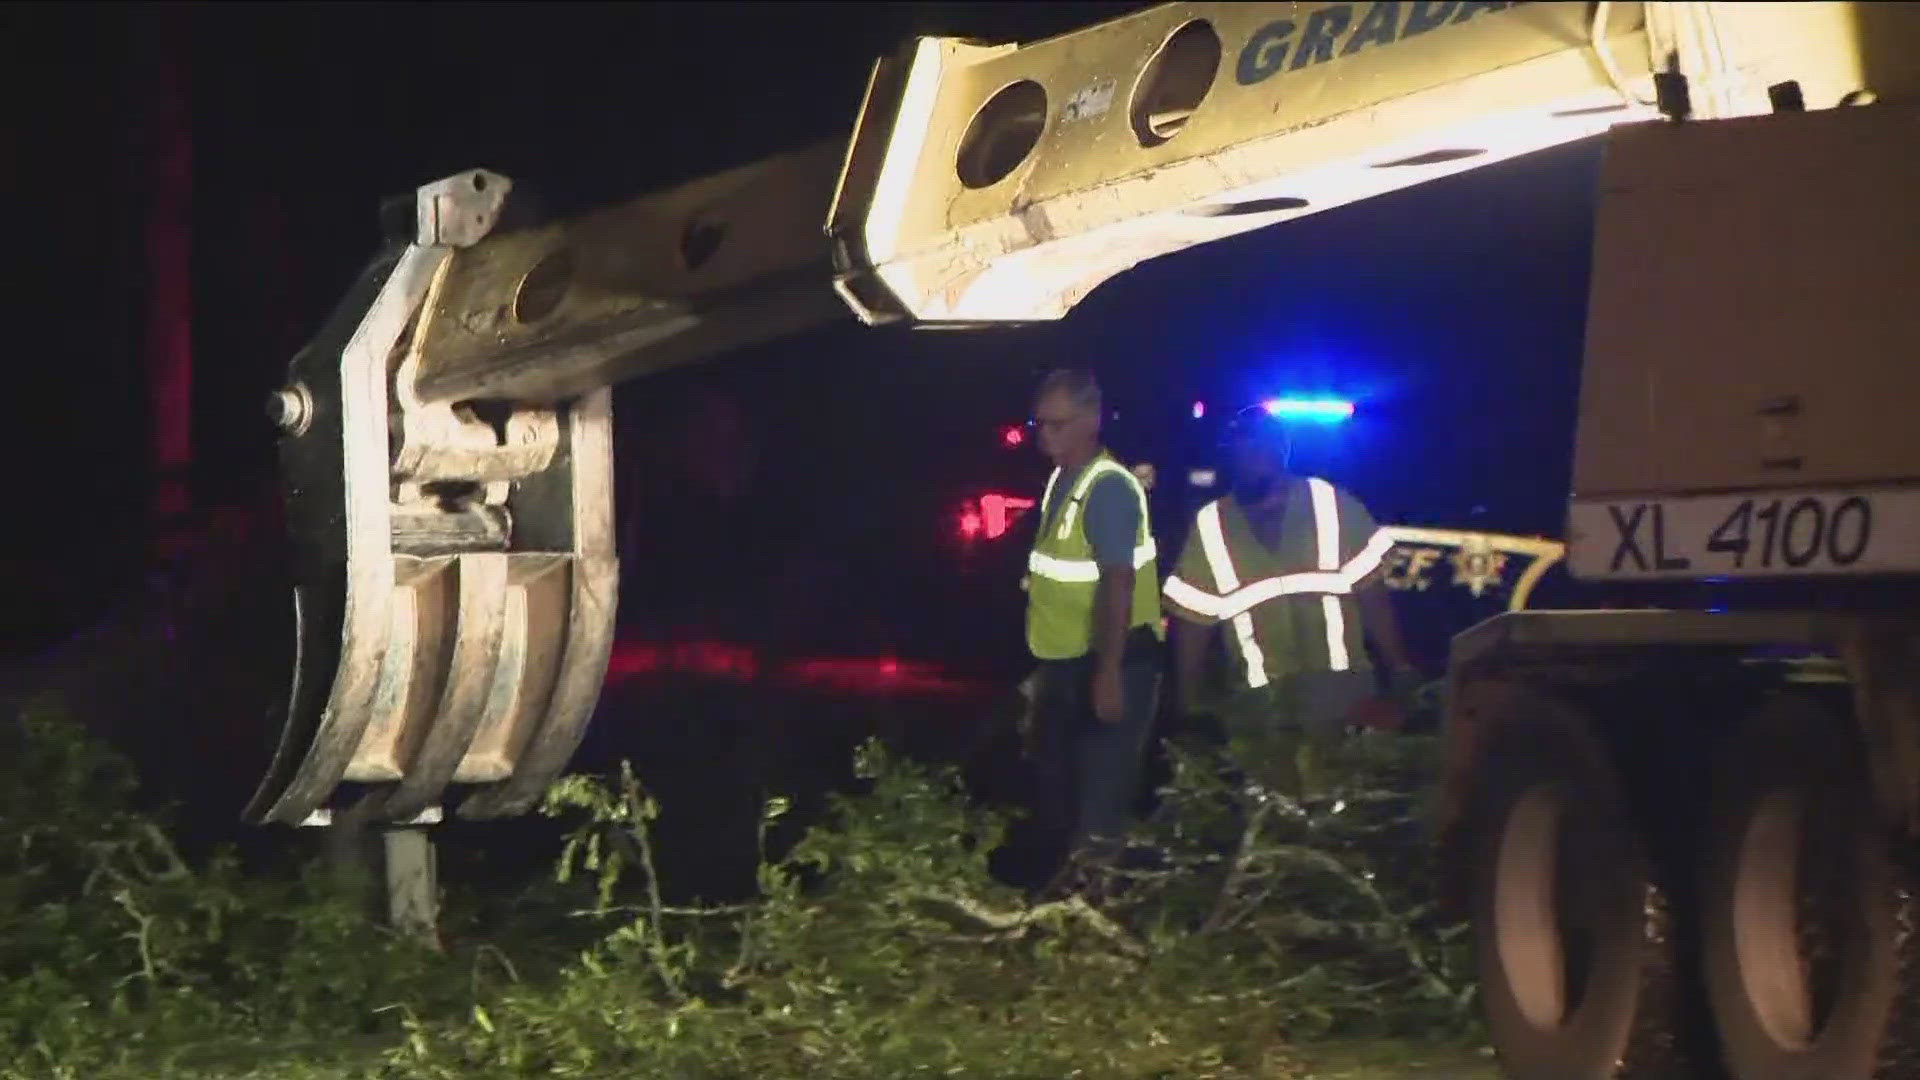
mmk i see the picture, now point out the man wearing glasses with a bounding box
[1021,367,1165,876]
[1160,405,1417,797]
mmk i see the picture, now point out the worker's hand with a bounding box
[1092,665,1124,725]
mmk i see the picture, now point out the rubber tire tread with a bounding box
[1698,692,1900,1080]
[1464,691,1683,1080]
[1615,881,1702,1080]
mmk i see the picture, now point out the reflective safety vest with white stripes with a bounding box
[1025,451,1164,661]
[1161,478,1394,690]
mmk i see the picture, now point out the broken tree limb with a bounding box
[904,891,1149,959]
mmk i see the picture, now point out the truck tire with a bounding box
[1465,694,1664,1079]
[1699,692,1899,1080]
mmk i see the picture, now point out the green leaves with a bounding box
[2,701,1482,1079]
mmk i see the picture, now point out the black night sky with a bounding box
[7,2,1602,870]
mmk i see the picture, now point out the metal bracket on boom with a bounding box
[250,139,851,829]
[249,167,619,827]
[1653,70,1692,121]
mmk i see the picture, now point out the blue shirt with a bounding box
[1042,465,1142,570]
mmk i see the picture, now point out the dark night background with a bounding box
[4,2,1600,892]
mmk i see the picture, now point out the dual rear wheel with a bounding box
[1699,694,1903,1080]
[1463,691,1906,1080]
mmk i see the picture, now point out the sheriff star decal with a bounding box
[1384,537,1511,598]
[1448,536,1509,598]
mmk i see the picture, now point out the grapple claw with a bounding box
[251,169,618,827]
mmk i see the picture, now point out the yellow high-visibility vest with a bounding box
[1162,478,1392,689]
[1024,451,1163,661]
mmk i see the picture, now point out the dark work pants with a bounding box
[1029,629,1164,858]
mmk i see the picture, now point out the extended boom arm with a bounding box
[256,1,1907,825]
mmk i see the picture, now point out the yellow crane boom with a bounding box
[254,1,1914,831]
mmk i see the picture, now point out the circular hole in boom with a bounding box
[513,249,573,325]
[956,79,1049,190]
[1130,19,1222,148]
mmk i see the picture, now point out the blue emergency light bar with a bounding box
[1262,396,1354,423]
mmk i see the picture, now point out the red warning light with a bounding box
[978,493,1035,540]
[958,493,1036,541]
[1001,425,1025,448]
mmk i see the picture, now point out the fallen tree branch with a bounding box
[903,891,1149,959]
[1202,800,1275,934]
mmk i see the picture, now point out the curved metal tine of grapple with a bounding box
[255,526,395,826]
[446,555,569,791]
[245,246,408,825]
[337,555,452,815]
[459,389,619,820]
[254,244,448,826]
[245,577,343,823]
[372,551,511,823]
